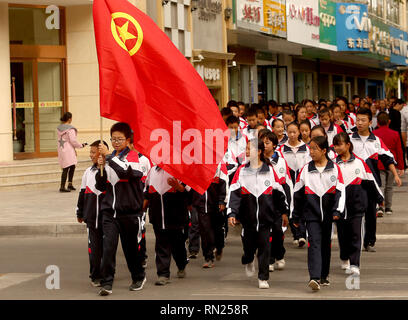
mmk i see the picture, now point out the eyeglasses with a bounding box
[110,138,126,143]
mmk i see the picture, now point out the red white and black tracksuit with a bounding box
[278,141,312,241]
[227,162,289,281]
[350,132,396,247]
[144,166,190,278]
[138,152,152,263]
[292,160,346,281]
[242,126,258,141]
[191,162,229,262]
[325,122,344,146]
[95,147,146,288]
[335,153,383,268]
[269,152,293,264]
[225,131,247,184]
[76,164,105,282]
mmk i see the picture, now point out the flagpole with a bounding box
[100,116,104,177]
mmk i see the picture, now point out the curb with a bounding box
[0,221,406,237]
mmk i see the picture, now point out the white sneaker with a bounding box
[269,264,274,272]
[293,240,299,246]
[245,262,255,277]
[274,259,285,270]
[349,265,360,276]
[341,259,350,270]
[258,279,269,289]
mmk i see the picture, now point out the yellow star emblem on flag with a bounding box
[111,12,144,56]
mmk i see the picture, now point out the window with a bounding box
[9,7,63,45]
[368,0,384,19]
[386,0,399,25]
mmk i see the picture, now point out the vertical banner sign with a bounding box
[286,0,320,48]
[319,0,337,50]
[336,3,369,52]
[262,0,287,38]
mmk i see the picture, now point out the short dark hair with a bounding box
[311,125,327,138]
[377,111,390,126]
[272,118,284,127]
[110,122,132,139]
[60,112,72,122]
[282,109,295,117]
[246,107,257,118]
[258,128,270,140]
[310,136,329,156]
[336,96,349,106]
[299,119,312,130]
[331,103,341,111]
[356,107,372,121]
[352,95,360,100]
[221,107,233,117]
[268,100,278,108]
[256,107,265,115]
[227,100,238,108]
[226,115,240,126]
[333,132,353,153]
[262,130,278,147]
[287,121,299,131]
[318,108,331,117]
[395,98,405,105]
[90,140,109,150]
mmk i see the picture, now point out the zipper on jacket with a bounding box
[96,194,99,229]
[205,191,208,213]
[255,170,259,232]
[319,172,324,222]
[161,194,165,230]
[113,185,117,218]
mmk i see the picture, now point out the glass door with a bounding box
[38,61,65,153]
[11,59,65,158]
[10,60,35,154]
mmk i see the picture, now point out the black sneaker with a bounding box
[129,277,146,291]
[320,278,330,286]
[68,185,76,191]
[98,285,112,296]
[298,238,306,248]
[91,279,102,287]
[59,188,71,193]
[385,208,393,215]
[308,279,320,291]
[188,252,198,259]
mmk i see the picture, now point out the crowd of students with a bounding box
[75,95,405,295]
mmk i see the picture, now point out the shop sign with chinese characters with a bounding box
[336,2,408,65]
[286,0,320,47]
[319,0,337,50]
[236,0,264,32]
[261,0,287,38]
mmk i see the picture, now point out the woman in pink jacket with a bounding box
[57,112,86,192]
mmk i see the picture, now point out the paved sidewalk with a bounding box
[1,173,408,236]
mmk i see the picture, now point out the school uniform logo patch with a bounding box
[279,168,285,174]
[265,180,271,187]
[142,166,146,173]
[355,169,360,175]
[375,143,380,148]
[330,175,336,182]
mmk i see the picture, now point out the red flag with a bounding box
[93,0,229,194]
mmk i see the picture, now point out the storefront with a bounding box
[192,0,234,108]
[229,0,298,104]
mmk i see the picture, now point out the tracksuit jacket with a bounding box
[270,151,294,216]
[191,162,229,212]
[350,131,396,186]
[144,166,191,230]
[225,131,247,182]
[76,164,106,229]
[227,162,289,231]
[335,153,383,218]
[292,160,346,223]
[95,147,144,218]
[326,122,344,146]
[278,141,312,185]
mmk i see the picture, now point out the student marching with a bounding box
[75,96,404,295]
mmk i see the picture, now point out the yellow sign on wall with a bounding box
[262,0,287,38]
